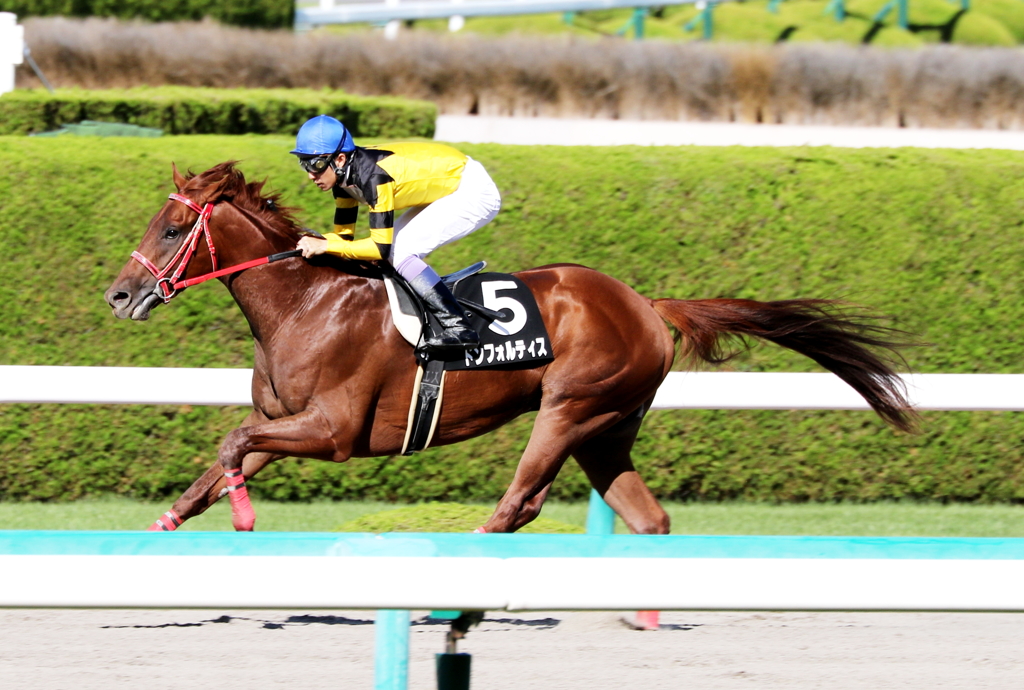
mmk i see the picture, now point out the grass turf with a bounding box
[1,499,1022,537]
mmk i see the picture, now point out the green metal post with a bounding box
[872,0,894,23]
[897,0,908,29]
[632,7,646,39]
[431,610,461,620]
[375,609,410,690]
[586,488,616,535]
[835,0,846,21]
[702,1,714,40]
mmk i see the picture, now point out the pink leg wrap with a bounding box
[225,468,256,531]
[473,526,488,534]
[147,510,183,532]
[634,610,660,630]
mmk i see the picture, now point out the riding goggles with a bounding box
[298,154,334,175]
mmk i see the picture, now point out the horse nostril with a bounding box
[108,290,131,307]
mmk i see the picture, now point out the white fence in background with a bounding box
[1,366,1022,411]
[0,13,24,96]
[433,116,1024,150]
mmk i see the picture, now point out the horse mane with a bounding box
[177,160,382,280]
[181,161,302,243]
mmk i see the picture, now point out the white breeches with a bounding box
[389,157,501,266]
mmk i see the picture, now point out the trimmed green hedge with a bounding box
[0,88,437,138]
[2,136,1024,503]
[0,0,292,27]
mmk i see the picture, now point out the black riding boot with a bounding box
[418,282,481,351]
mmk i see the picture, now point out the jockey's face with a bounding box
[309,153,347,191]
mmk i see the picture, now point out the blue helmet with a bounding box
[290,115,355,157]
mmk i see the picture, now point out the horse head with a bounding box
[105,162,299,321]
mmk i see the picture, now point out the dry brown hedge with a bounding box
[16,17,1024,128]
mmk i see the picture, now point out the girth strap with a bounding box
[401,359,446,455]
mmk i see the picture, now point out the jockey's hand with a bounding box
[297,236,328,259]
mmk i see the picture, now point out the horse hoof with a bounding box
[148,510,183,532]
[232,513,256,531]
[226,470,255,531]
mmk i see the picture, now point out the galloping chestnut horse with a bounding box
[105,162,914,534]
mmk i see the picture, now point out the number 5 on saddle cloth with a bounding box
[382,261,554,455]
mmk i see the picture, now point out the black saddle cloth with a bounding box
[444,273,553,371]
[388,263,554,370]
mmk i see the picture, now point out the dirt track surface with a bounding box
[1,609,1021,689]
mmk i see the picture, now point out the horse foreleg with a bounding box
[147,450,282,531]
[217,408,337,531]
[146,410,282,531]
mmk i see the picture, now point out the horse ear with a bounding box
[172,163,187,192]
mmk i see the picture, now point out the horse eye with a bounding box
[164,227,181,240]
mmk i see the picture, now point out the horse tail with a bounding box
[651,298,917,432]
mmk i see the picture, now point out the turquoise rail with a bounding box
[2,530,1024,560]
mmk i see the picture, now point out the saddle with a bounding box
[383,262,554,455]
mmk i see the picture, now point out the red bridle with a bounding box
[132,193,301,303]
[132,193,218,303]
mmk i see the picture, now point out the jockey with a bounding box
[291,114,501,352]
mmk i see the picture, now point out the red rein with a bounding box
[131,193,300,303]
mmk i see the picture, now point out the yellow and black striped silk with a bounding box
[331,195,358,239]
[323,142,469,261]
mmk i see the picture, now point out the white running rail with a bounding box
[1,366,1022,411]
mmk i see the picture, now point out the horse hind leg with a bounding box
[572,401,669,535]
[480,401,625,534]
[505,482,554,532]
[480,392,665,534]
